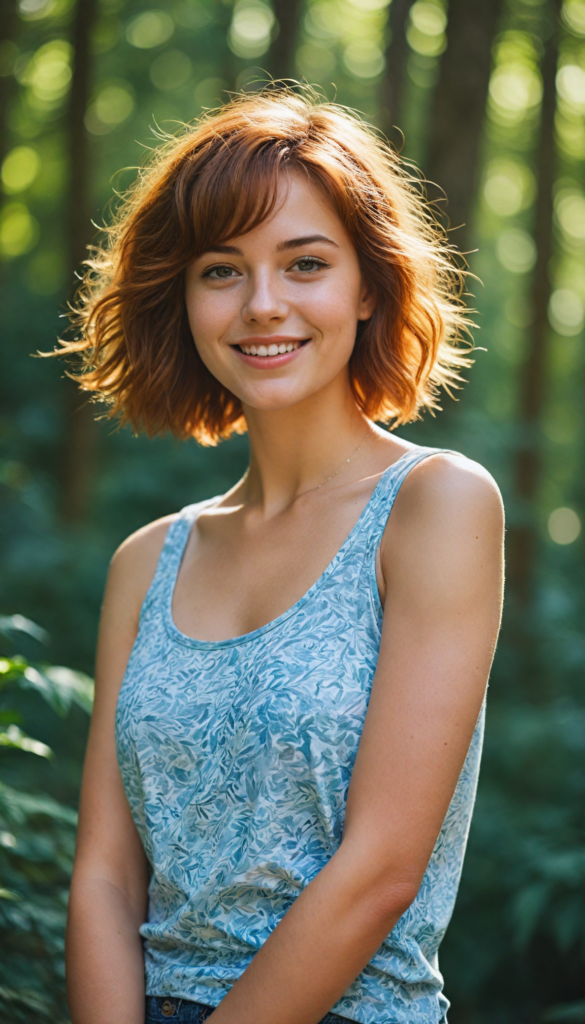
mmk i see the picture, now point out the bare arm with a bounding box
[207,455,504,1024]
[66,518,173,1024]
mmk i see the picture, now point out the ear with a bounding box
[357,280,377,321]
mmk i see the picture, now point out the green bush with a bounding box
[0,615,92,1023]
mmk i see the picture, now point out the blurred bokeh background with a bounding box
[1,0,585,1020]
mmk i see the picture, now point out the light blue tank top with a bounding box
[116,446,485,1024]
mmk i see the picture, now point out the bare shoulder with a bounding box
[391,452,503,534]
[105,513,178,630]
[380,453,504,606]
[112,512,177,574]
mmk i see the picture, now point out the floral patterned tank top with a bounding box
[116,445,485,1024]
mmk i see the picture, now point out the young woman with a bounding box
[62,89,504,1024]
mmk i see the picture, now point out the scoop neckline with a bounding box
[163,446,421,651]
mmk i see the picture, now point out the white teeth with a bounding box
[240,340,304,357]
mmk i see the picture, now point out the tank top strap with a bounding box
[138,497,218,624]
[364,445,460,553]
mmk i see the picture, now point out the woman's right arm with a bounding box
[66,519,172,1024]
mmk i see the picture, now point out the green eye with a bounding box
[294,257,325,273]
[205,265,237,279]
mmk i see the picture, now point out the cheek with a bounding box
[185,287,230,357]
[305,275,363,346]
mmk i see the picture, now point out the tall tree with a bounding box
[59,0,98,522]
[0,0,19,176]
[508,0,562,604]
[268,0,303,81]
[380,0,415,139]
[425,0,503,257]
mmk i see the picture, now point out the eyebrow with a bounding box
[277,234,340,252]
[202,234,340,258]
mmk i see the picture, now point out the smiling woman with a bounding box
[55,86,469,444]
[59,87,504,1024]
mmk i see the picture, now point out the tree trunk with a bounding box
[59,0,98,523]
[0,0,19,175]
[268,0,302,81]
[425,0,503,257]
[508,0,562,605]
[380,0,415,140]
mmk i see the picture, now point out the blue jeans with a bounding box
[145,996,352,1023]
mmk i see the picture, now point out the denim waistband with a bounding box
[145,995,353,1023]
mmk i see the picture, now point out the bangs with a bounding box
[183,134,298,257]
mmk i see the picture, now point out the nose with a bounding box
[242,267,288,325]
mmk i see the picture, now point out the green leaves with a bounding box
[0,726,52,759]
[0,616,90,1022]
[0,656,94,717]
[0,616,50,646]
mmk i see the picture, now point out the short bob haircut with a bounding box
[57,86,471,445]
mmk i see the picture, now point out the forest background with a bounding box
[1,0,584,1020]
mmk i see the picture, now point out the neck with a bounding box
[241,374,370,514]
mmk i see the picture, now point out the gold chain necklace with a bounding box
[298,422,374,498]
[243,422,373,505]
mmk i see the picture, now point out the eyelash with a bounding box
[201,256,329,279]
[202,265,237,279]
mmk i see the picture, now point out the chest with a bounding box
[119,602,381,796]
[172,486,380,643]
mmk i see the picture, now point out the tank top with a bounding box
[116,445,485,1024]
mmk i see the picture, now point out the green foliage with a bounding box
[0,618,93,1023]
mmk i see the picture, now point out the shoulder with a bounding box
[380,452,504,601]
[391,451,503,533]
[105,513,179,628]
[111,512,178,580]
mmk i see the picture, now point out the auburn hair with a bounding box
[54,86,471,445]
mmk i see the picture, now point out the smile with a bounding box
[237,339,306,357]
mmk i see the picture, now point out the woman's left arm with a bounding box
[209,455,505,1024]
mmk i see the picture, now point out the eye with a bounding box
[291,256,328,273]
[203,264,239,280]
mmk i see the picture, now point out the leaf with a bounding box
[20,665,67,716]
[0,783,77,826]
[7,662,94,717]
[0,657,27,688]
[0,616,49,646]
[42,665,94,715]
[0,726,53,759]
[0,888,21,901]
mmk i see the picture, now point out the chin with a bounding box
[241,391,311,412]
[238,382,325,412]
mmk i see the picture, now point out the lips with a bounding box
[239,340,301,357]
[234,338,308,358]
[232,337,309,368]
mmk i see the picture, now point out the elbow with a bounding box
[335,841,422,925]
[373,878,421,923]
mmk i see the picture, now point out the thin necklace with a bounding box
[243,422,374,505]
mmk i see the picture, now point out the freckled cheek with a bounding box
[185,291,237,359]
[303,287,362,348]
